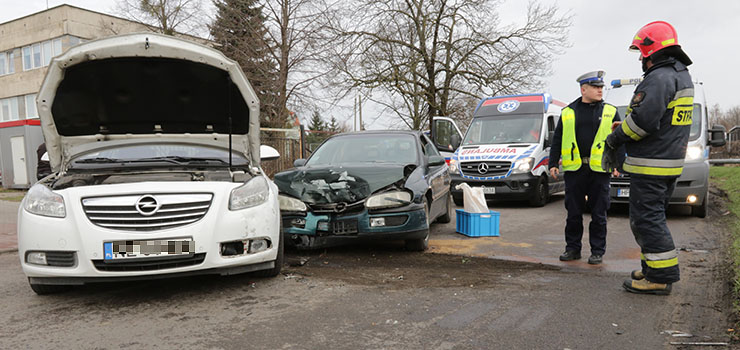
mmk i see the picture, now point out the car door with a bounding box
[420,134,450,219]
[431,117,463,162]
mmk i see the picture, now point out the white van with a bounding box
[445,93,566,207]
[606,78,726,217]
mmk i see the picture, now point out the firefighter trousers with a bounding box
[629,174,680,284]
[563,167,610,255]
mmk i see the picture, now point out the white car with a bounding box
[19,33,283,294]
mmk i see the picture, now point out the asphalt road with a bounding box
[0,193,734,349]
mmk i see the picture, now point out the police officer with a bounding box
[603,21,693,295]
[549,70,621,265]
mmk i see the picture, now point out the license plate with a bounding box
[332,220,358,235]
[617,188,630,197]
[103,238,194,260]
[480,186,496,194]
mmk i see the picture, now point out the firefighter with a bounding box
[549,70,621,265]
[603,21,694,295]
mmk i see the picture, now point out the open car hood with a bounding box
[274,164,415,205]
[37,33,261,171]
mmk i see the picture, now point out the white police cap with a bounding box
[577,70,606,86]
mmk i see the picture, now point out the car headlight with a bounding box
[365,191,412,209]
[448,159,459,174]
[278,195,307,212]
[24,184,65,218]
[511,157,534,174]
[685,145,703,161]
[229,175,270,210]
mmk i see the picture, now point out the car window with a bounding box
[306,134,418,166]
[420,134,441,156]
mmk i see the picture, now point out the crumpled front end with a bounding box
[275,166,428,249]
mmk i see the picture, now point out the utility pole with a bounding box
[358,95,364,131]
[353,95,357,131]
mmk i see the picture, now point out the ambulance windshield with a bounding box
[462,114,542,145]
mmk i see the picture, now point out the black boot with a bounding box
[559,250,581,261]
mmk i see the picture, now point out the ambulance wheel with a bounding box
[528,176,548,207]
[691,195,707,218]
[452,193,463,207]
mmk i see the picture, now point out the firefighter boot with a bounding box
[631,270,645,280]
[622,279,672,295]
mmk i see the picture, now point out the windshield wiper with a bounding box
[74,157,122,163]
[133,156,230,165]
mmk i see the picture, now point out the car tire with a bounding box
[528,176,548,207]
[405,198,430,252]
[691,195,707,218]
[452,193,463,207]
[252,226,284,278]
[437,193,453,224]
[28,279,71,295]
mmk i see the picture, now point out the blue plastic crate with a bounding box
[455,209,500,237]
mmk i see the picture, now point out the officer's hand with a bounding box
[612,169,620,177]
[611,121,622,131]
[602,142,618,172]
[549,167,559,180]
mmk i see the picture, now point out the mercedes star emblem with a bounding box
[477,163,489,174]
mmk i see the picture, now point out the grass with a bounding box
[2,195,25,202]
[0,187,25,193]
[710,166,740,332]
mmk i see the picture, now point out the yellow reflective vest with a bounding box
[560,104,616,172]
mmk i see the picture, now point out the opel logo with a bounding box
[135,195,161,216]
[477,163,489,174]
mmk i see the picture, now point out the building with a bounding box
[0,4,209,188]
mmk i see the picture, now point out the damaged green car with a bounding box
[274,130,453,251]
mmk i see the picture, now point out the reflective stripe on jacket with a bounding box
[560,104,616,172]
[606,59,693,177]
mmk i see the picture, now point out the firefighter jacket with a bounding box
[549,98,620,172]
[606,58,693,177]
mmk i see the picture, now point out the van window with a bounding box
[462,114,542,145]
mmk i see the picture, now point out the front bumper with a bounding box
[282,203,428,249]
[18,182,282,284]
[609,161,709,206]
[450,173,539,201]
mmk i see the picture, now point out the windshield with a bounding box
[307,134,418,166]
[617,103,702,141]
[71,144,248,168]
[462,114,542,145]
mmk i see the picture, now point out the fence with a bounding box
[260,128,302,178]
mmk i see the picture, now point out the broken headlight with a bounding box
[229,176,270,210]
[24,184,66,218]
[278,195,307,212]
[365,191,412,209]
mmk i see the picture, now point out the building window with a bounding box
[0,97,20,122]
[25,94,37,119]
[22,38,65,71]
[0,52,6,75]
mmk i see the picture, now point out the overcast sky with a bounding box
[2,0,739,128]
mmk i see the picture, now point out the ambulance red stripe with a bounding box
[481,95,543,106]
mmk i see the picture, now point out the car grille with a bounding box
[332,219,358,234]
[46,251,76,267]
[460,161,511,177]
[82,194,213,232]
[92,253,206,272]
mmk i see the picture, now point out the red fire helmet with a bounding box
[629,21,679,58]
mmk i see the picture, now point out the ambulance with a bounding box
[606,78,726,217]
[447,93,567,207]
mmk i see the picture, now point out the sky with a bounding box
[2,0,740,129]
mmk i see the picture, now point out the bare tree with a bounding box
[115,0,207,36]
[324,0,572,130]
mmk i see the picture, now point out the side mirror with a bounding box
[545,131,554,147]
[427,155,445,167]
[260,145,280,161]
[708,125,727,147]
[293,159,307,167]
[450,134,461,150]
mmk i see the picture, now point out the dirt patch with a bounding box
[283,246,559,290]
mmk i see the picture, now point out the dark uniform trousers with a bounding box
[629,175,680,284]
[563,166,610,255]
